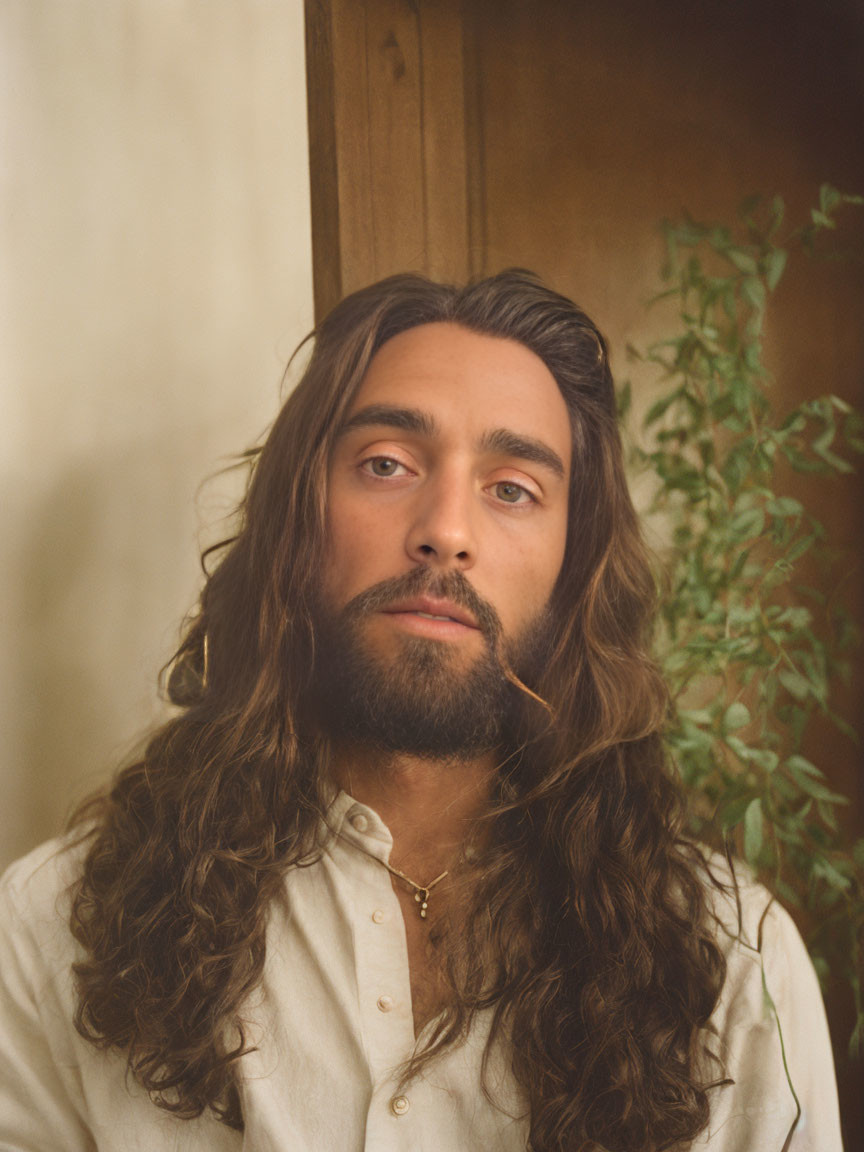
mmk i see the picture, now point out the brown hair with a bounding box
[69,271,726,1150]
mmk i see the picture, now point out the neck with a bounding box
[331,745,497,878]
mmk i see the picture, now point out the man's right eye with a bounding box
[362,456,406,477]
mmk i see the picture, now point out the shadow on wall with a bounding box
[11,438,223,868]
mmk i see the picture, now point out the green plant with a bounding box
[622,186,864,1053]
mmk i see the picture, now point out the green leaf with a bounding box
[785,755,823,779]
[775,878,801,908]
[778,669,811,700]
[724,701,751,730]
[819,184,842,215]
[744,798,763,865]
[644,388,683,427]
[724,736,778,772]
[743,342,763,373]
[811,208,837,229]
[773,606,813,629]
[784,534,817,564]
[767,196,785,236]
[729,507,766,540]
[817,800,839,831]
[796,775,851,806]
[849,1016,864,1060]
[766,497,804,518]
[729,548,751,581]
[815,447,854,474]
[719,790,757,827]
[750,748,780,773]
[811,855,852,890]
[828,394,853,414]
[740,277,766,310]
[724,247,759,275]
[617,379,632,419]
[764,247,788,291]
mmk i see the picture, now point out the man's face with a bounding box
[317,321,572,755]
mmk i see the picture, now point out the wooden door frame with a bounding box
[304,0,483,320]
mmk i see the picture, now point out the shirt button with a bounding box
[390,1095,410,1116]
[371,908,387,924]
[377,995,394,1012]
[350,812,369,832]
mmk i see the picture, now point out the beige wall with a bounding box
[0,1,314,871]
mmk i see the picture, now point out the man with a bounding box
[0,271,842,1150]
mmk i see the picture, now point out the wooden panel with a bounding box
[304,0,344,319]
[417,1,469,283]
[305,0,469,318]
[363,0,424,282]
[461,4,487,281]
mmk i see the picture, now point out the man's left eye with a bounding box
[492,481,533,504]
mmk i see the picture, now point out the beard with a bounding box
[310,568,553,760]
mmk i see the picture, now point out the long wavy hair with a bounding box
[68,270,727,1150]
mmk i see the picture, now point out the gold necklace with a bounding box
[343,829,453,916]
[341,832,448,919]
[381,859,449,920]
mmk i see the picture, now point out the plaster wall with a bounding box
[0,0,314,871]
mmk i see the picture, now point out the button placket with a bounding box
[326,796,430,1149]
[347,836,415,1087]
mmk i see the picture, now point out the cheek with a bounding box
[548,520,569,595]
[527,507,569,588]
[322,490,401,604]
[489,526,567,630]
[320,500,355,603]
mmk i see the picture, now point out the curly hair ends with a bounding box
[67,270,727,1147]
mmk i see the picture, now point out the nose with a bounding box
[405,473,476,570]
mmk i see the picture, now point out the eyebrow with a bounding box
[338,404,566,479]
[478,427,566,479]
[339,404,435,438]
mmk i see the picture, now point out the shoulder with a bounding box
[1,832,90,912]
[688,846,807,970]
[0,832,92,972]
[684,847,842,1150]
[686,845,817,1008]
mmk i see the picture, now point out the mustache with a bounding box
[341,567,502,641]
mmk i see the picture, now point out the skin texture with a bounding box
[323,321,573,1030]
[324,321,572,680]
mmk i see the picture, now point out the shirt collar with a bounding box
[323,789,394,865]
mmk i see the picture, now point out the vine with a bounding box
[622,185,864,1052]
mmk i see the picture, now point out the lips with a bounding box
[381,595,480,630]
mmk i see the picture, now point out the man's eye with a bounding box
[363,456,405,477]
[493,481,533,504]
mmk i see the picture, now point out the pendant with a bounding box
[414,888,430,918]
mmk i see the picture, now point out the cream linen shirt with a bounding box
[0,790,844,1151]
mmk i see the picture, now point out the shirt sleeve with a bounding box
[695,875,845,1152]
[0,853,96,1152]
[759,897,844,1151]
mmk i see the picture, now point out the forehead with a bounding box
[346,322,572,468]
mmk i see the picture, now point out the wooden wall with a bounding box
[305,0,864,1140]
[305,0,472,317]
